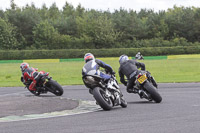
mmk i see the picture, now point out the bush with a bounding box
[1,46,200,60]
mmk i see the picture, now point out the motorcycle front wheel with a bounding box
[45,80,63,96]
[93,87,113,111]
[120,96,127,108]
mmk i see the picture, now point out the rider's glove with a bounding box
[146,71,151,78]
[146,71,151,75]
[23,80,30,86]
[23,81,27,85]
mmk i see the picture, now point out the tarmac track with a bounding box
[0,83,200,133]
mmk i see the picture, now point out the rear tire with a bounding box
[93,87,113,111]
[143,82,162,103]
[46,80,63,96]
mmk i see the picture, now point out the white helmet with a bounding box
[84,53,95,63]
[119,55,129,64]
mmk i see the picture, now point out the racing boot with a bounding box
[127,87,138,93]
[138,90,144,98]
[89,88,93,94]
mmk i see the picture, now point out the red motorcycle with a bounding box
[22,71,64,96]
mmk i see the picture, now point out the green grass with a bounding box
[0,58,200,87]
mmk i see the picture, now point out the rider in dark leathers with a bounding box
[118,55,146,93]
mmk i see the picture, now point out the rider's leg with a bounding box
[126,77,137,93]
[29,80,37,91]
[33,72,42,91]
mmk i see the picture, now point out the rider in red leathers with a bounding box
[20,63,41,91]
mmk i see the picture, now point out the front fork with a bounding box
[105,88,121,105]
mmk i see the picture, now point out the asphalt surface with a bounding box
[0,95,78,118]
[0,83,200,133]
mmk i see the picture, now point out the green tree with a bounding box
[165,6,195,42]
[112,9,144,41]
[84,13,121,48]
[32,21,60,49]
[62,1,75,17]
[53,16,77,36]
[0,9,5,18]
[38,4,49,20]
[0,18,21,49]
[6,3,41,47]
[75,4,85,17]
[48,3,60,20]
[10,0,17,10]
[193,7,200,42]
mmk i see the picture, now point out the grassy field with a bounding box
[0,58,200,87]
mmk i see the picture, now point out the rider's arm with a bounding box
[136,61,145,71]
[82,69,86,76]
[33,68,38,71]
[23,72,29,83]
[119,68,127,86]
[95,59,114,73]
[130,60,145,71]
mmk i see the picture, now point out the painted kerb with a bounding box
[131,56,167,60]
[168,54,200,59]
[0,60,23,63]
[60,58,83,62]
[1,54,200,63]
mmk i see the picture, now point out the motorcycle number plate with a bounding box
[137,74,147,84]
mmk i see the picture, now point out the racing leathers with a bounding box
[82,59,114,82]
[135,53,143,60]
[119,59,145,93]
[21,67,41,91]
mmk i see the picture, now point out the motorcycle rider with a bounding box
[135,52,143,60]
[82,53,115,92]
[20,63,41,92]
[118,54,146,95]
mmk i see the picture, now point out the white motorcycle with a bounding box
[82,73,127,111]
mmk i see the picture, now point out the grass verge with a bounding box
[0,58,200,87]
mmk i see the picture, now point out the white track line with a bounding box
[0,100,100,123]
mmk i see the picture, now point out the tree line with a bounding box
[0,0,200,50]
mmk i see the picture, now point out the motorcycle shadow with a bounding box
[128,101,155,104]
[25,94,56,97]
[97,106,125,111]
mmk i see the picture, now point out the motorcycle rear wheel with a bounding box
[143,82,162,103]
[93,87,113,111]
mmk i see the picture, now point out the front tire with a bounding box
[143,82,162,103]
[45,80,63,96]
[93,87,113,111]
[120,97,127,108]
